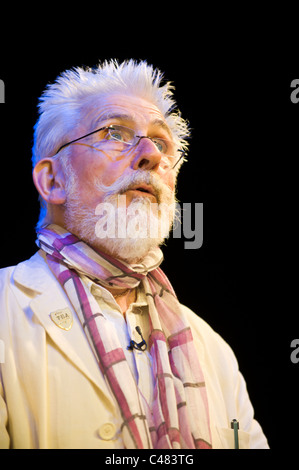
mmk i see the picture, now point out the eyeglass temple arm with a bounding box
[172,150,185,169]
[55,126,108,155]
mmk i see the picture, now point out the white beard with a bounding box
[63,169,178,264]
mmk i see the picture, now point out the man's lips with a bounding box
[126,184,157,199]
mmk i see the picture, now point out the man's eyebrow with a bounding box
[150,118,172,138]
[92,113,172,137]
[92,112,134,127]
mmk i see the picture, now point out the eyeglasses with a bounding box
[53,124,185,170]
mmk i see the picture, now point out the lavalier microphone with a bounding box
[127,326,147,351]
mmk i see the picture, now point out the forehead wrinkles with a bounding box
[83,94,171,135]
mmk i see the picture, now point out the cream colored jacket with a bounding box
[0,251,269,449]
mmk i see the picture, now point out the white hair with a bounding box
[32,59,190,229]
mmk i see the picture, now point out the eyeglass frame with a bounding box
[51,125,186,170]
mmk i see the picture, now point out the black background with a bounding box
[0,19,298,454]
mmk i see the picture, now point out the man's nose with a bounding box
[131,137,162,171]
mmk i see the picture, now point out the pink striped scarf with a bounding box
[37,224,212,449]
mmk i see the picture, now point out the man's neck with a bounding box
[108,286,137,318]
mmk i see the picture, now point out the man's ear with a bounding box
[32,158,66,205]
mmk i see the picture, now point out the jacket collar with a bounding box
[13,250,116,412]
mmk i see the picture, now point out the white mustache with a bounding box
[95,170,173,204]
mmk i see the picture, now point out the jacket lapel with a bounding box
[13,251,116,412]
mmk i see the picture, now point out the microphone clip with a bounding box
[127,326,147,351]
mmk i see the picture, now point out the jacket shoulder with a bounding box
[0,251,43,277]
[0,251,51,300]
[0,265,15,284]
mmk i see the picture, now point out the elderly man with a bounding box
[0,60,268,449]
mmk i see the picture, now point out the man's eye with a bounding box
[108,130,124,141]
[154,141,164,152]
[106,125,135,144]
[153,139,167,153]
